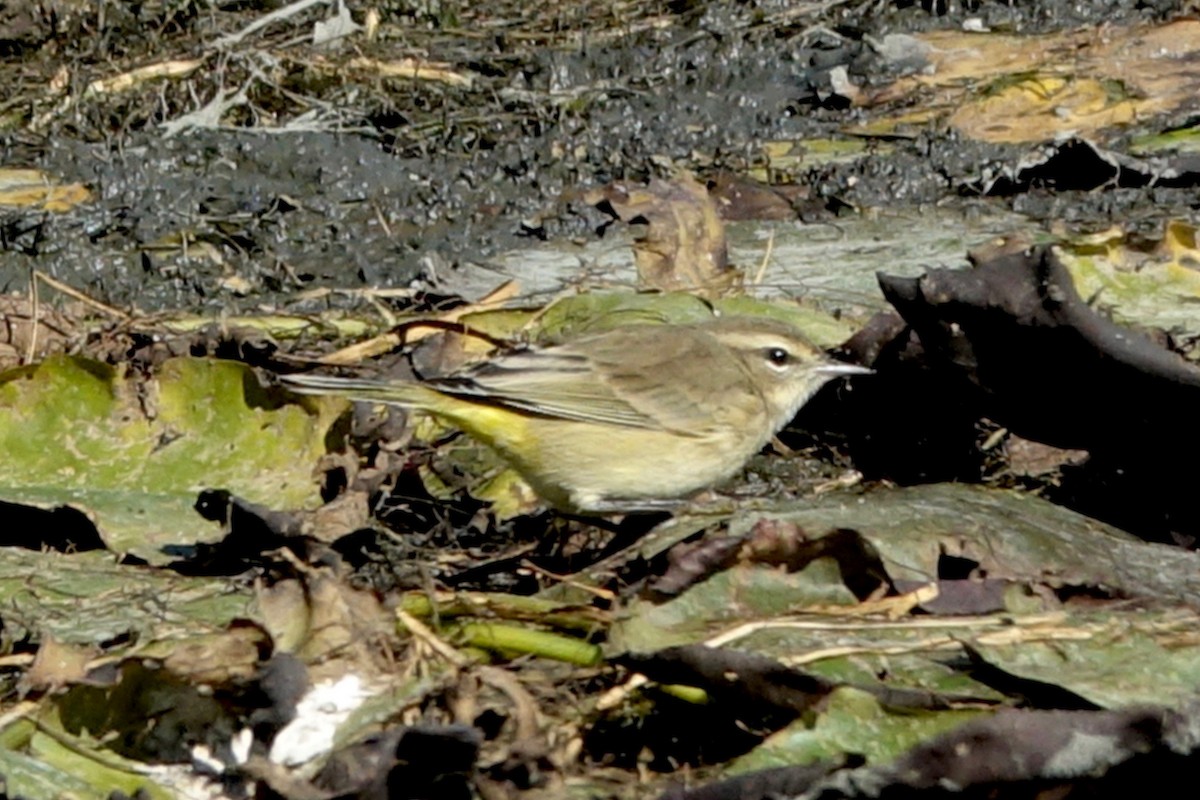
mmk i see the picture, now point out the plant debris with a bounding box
[3,2,1200,799]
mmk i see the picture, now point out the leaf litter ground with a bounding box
[2,2,1200,799]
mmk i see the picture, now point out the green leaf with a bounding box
[0,715,177,800]
[611,559,857,653]
[731,687,986,771]
[0,549,250,644]
[968,608,1200,708]
[0,355,344,561]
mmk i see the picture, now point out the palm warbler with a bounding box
[283,316,869,512]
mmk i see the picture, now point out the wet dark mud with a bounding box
[2,0,1194,312]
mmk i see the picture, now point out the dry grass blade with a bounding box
[315,279,520,365]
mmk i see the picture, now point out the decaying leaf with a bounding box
[254,570,392,681]
[0,356,344,561]
[305,489,371,543]
[589,173,739,296]
[1055,220,1200,342]
[878,246,1200,457]
[0,296,86,370]
[608,481,1200,763]
[20,637,96,693]
[156,624,270,684]
[1002,434,1089,479]
[707,172,805,221]
[775,703,1200,799]
[0,168,91,212]
[858,20,1200,144]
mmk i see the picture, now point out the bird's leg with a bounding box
[572,497,689,515]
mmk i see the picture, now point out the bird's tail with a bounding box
[280,373,433,407]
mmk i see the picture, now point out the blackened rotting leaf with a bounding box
[742,522,893,601]
[174,489,314,575]
[315,724,481,800]
[657,760,851,800]
[708,703,1200,800]
[388,725,481,800]
[879,705,1196,793]
[838,310,910,368]
[810,312,988,486]
[620,645,837,717]
[650,535,747,598]
[246,653,310,744]
[0,500,105,552]
[867,246,1200,542]
[878,245,1200,455]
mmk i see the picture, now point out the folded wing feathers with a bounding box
[433,347,663,429]
[285,335,711,433]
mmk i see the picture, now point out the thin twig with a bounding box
[752,228,776,286]
[0,701,38,733]
[212,0,331,49]
[397,609,470,668]
[518,561,617,601]
[34,271,131,321]
[314,279,520,365]
[25,267,39,364]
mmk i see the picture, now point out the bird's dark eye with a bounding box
[766,347,791,366]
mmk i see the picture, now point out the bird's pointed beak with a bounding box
[817,362,874,377]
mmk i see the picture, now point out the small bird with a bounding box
[282,316,870,513]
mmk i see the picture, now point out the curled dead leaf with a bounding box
[589,173,739,297]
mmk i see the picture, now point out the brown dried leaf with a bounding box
[0,168,91,212]
[306,489,371,543]
[1004,435,1089,478]
[0,295,84,368]
[592,173,739,297]
[255,578,312,654]
[21,636,96,693]
[159,623,270,684]
[707,172,802,221]
[255,571,392,679]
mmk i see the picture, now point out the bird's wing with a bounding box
[429,346,664,429]
[430,326,749,433]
